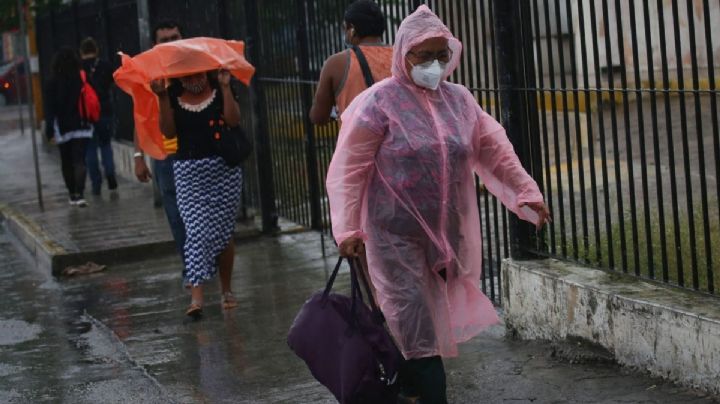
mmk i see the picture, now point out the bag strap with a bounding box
[322,257,344,299]
[351,45,375,88]
[323,256,384,325]
[348,257,385,323]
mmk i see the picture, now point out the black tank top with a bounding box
[171,89,223,160]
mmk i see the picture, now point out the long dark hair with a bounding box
[50,47,81,80]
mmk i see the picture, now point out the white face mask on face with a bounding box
[409,59,447,90]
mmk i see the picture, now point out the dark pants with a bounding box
[58,138,89,198]
[85,115,116,193]
[152,155,186,258]
[399,356,447,404]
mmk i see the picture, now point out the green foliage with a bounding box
[568,201,720,294]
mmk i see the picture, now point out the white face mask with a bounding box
[409,59,447,90]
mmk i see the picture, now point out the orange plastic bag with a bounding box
[113,37,255,159]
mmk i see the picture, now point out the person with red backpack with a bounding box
[44,47,95,207]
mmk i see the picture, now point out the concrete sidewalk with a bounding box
[0,126,259,274]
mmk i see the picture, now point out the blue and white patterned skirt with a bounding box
[174,156,243,287]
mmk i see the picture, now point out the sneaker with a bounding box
[76,198,88,208]
[69,194,79,206]
[107,175,118,191]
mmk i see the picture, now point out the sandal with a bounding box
[185,301,203,318]
[221,291,238,310]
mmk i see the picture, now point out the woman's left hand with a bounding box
[523,201,552,231]
[218,69,231,87]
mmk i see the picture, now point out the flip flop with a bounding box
[185,301,203,318]
[221,291,238,310]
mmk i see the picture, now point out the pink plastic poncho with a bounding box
[326,5,544,359]
[113,38,255,159]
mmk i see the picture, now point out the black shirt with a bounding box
[44,75,88,139]
[82,57,114,116]
[171,89,224,160]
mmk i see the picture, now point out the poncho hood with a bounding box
[391,5,462,84]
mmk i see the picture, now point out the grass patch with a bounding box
[566,202,720,294]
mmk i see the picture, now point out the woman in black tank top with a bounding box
[151,69,243,318]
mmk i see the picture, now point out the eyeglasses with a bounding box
[407,48,453,64]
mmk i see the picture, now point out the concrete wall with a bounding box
[503,259,720,395]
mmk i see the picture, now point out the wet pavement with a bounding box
[0,126,259,274]
[0,224,167,403]
[0,224,717,403]
[0,107,718,402]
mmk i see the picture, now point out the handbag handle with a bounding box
[323,256,385,325]
[348,257,380,313]
[322,257,344,300]
[348,257,385,326]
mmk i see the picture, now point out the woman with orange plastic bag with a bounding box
[114,38,255,317]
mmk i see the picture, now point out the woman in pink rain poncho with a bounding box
[326,6,550,402]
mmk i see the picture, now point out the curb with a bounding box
[0,202,66,274]
[0,202,264,276]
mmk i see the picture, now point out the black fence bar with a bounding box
[589,0,613,268]
[492,0,536,259]
[518,0,543,260]
[532,0,556,257]
[245,0,279,233]
[685,0,712,291]
[703,0,718,293]
[296,0,323,231]
[601,0,625,271]
[614,0,640,275]
[658,0,683,284]
[553,0,576,259]
[565,0,586,262]
[670,0,698,288]
[627,0,654,279]
[642,0,668,280]
[576,0,601,264]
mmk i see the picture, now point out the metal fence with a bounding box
[34,0,720,301]
[504,0,719,296]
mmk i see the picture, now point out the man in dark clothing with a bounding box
[80,37,118,195]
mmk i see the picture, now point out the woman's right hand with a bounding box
[339,236,365,257]
[150,79,168,95]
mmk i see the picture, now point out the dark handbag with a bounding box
[287,257,403,404]
[210,118,252,167]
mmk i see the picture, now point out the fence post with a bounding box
[18,0,44,210]
[136,0,151,51]
[492,0,538,259]
[296,0,323,231]
[244,0,279,234]
[217,0,228,39]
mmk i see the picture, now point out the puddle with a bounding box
[0,319,42,346]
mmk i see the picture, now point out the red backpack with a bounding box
[78,70,101,123]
